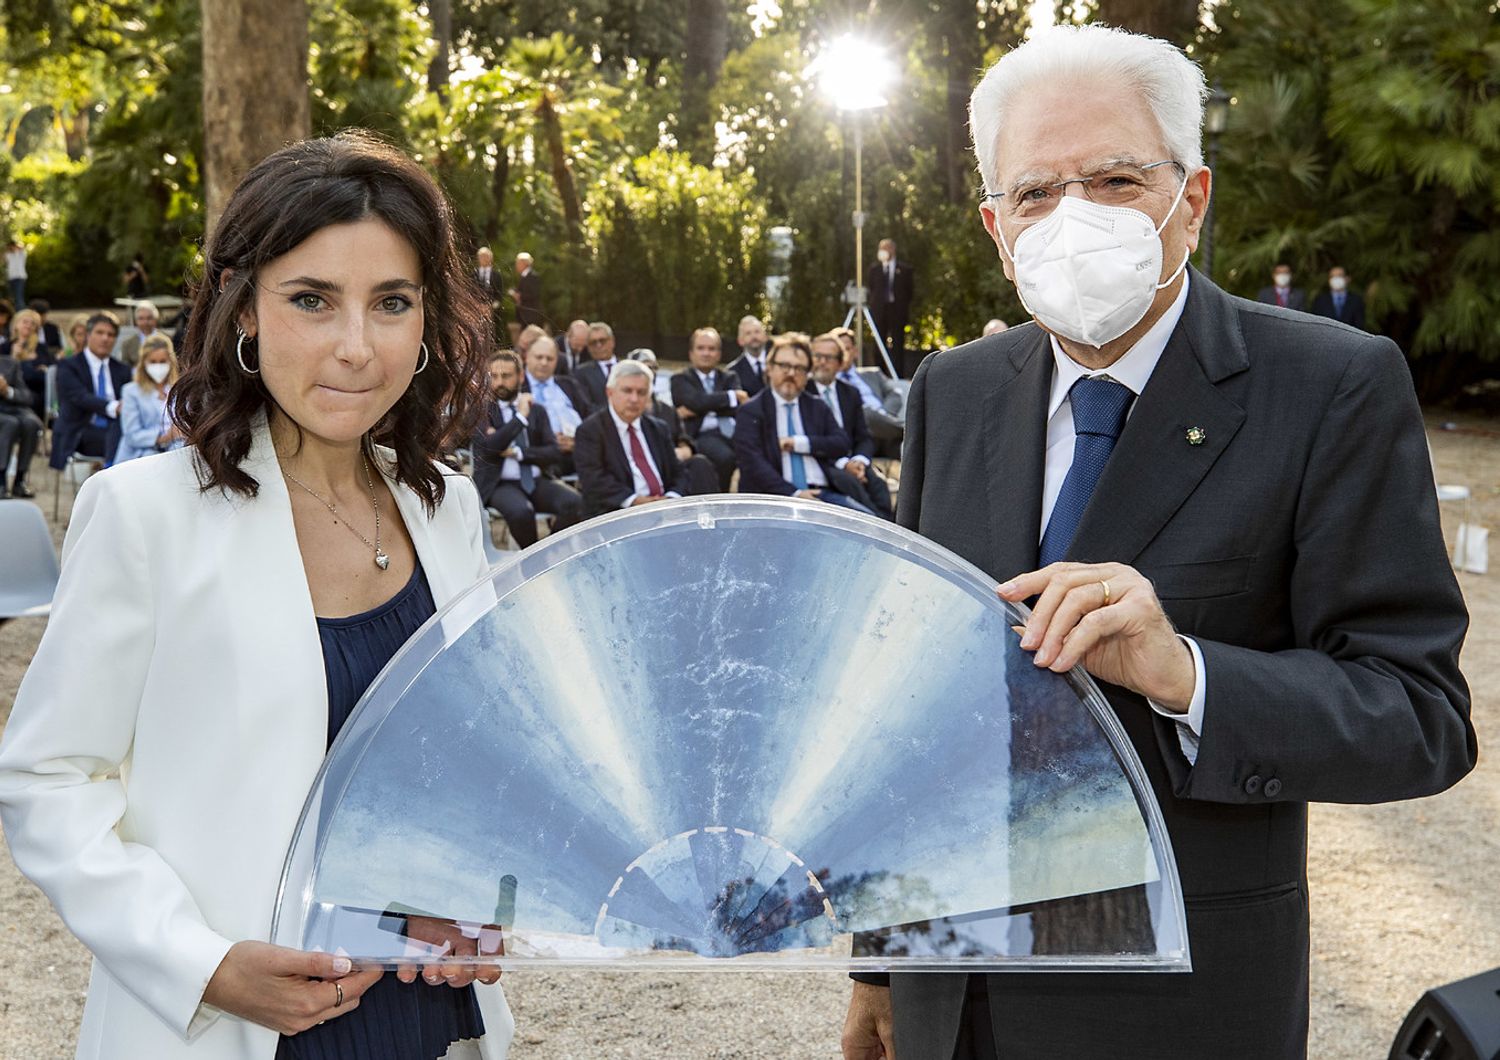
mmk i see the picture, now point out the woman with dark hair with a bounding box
[0,132,513,1060]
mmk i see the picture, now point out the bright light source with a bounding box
[811,35,896,112]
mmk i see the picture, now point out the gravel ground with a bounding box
[2,412,1496,1058]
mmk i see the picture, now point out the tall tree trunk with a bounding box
[537,94,583,245]
[938,13,985,206]
[200,0,311,230]
[487,144,509,243]
[62,108,90,162]
[1091,0,1201,45]
[427,0,452,100]
[681,0,728,165]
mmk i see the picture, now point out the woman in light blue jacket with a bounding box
[114,332,185,463]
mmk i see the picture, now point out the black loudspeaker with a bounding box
[1391,966,1500,1060]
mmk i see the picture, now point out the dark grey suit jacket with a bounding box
[889,270,1473,1059]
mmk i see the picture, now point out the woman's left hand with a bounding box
[396,916,503,988]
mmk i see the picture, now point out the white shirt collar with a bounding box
[1046,272,1190,421]
[83,349,110,374]
[607,404,641,435]
[772,390,800,410]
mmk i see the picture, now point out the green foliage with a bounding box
[1204,0,1500,391]
[586,148,768,340]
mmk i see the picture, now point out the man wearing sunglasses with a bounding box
[573,321,619,411]
[843,23,1472,1060]
[733,333,873,514]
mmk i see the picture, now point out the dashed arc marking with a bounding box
[593,825,838,940]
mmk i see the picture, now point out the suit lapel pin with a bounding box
[1185,426,1207,446]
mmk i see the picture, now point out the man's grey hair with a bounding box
[527,335,557,359]
[606,359,653,389]
[738,315,763,329]
[588,321,614,338]
[135,302,160,322]
[969,24,1208,197]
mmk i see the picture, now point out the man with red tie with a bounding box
[1255,263,1305,311]
[572,360,716,517]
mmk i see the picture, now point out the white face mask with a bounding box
[877,249,891,264]
[145,362,170,384]
[1328,276,1347,292]
[997,176,1190,349]
[1273,272,1292,288]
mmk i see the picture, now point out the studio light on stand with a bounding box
[811,35,899,376]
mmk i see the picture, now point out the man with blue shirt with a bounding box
[1310,265,1366,331]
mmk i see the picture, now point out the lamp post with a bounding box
[813,36,897,374]
[1202,82,1232,281]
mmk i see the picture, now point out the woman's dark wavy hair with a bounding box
[173,130,490,513]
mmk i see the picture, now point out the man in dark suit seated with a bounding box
[831,326,905,446]
[51,311,132,470]
[471,350,582,549]
[1310,265,1367,331]
[573,360,716,517]
[0,348,42,497]
[556,319,590,376]
[725,315,770,396]
[669,327,746,492]
[733,333,873,514]
[843,24,1473,1060]
[807,332,894,519]
[572,322,619,411]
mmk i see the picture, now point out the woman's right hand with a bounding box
[202,940,384,1035]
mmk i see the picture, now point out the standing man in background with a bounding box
[5,239,27,308]
[1256,263,1304,310]
[866,237,915,376]
[509,251,545,329]
[1311,266,1366,331]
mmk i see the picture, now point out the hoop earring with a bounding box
[236,329,259,375]
[414,342,430,374]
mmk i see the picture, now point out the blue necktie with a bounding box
[92,362,109,428]
[785,403,808,490]
[1038,377,1134,567]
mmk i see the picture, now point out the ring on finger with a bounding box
[333,981,344,1008]
[1099,580,1111,607]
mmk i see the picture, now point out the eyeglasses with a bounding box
[980,160,1185,224]
[587,336,610,345]
[769,360,809,374]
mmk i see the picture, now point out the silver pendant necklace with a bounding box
[282,455,390,571]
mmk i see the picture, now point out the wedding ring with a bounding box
[333,981,344,1008]
[1099,580,1112,607]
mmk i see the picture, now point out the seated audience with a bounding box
[0,300,13,346]
[808,332,894,519]
[0,341,42,497]
[669,327,745,491]
[627,349,694,461]
[114,333,186,463]
[514,323,546,359]
[574,321,619,411]
[726,315,770,395]
[573,360,715,516]
[51,311,132,469]
[525,335,591,428]
[733,333,872,514]
[831,326,904,444]
[472,350,583,549]
[556,318,589,375]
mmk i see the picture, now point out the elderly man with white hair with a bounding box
[507,250,545,329]
[842,24,1472,1060]
[115,301,161,366]
[572,359,715,517]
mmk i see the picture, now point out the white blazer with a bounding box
[0,418,514,1059]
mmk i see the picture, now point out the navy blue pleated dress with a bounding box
[277,561,485,1060]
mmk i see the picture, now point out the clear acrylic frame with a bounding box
[271,497,1190,973]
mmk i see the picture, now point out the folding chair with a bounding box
[0,499,60,620]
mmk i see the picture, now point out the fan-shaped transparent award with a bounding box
[272,498,1189,972]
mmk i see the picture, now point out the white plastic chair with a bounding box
[0,500,60,619]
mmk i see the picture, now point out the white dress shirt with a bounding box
[695,369,738,434]
[527,373,581,435]
[813,381,867,470]
[1039,275,1206,762]
[495,402,527,482]
[82,349,120,418]
[608,405,679,507]
[738,349,766,378]
[772,394,828,488]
